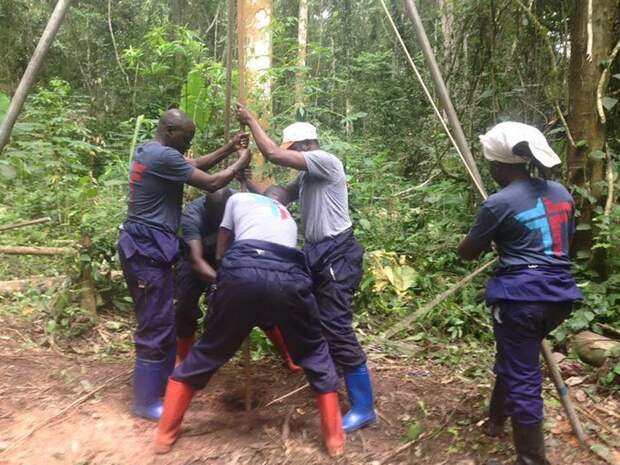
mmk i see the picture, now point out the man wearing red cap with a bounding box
[236,105,376,433]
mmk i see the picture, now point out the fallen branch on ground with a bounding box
[0,246,74,255]
[0,276,66,295]
[0,367,133,456]
[264,383,309,408]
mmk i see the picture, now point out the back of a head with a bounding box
[158,109,192,133]
[264,186,290,206]
[205,188,234,229]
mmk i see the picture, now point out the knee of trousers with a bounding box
[505,391,544,425]
[305,368,340,394]
[134,314,176,360]
[325,340,367,369]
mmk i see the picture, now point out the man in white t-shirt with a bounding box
[236,105,376,434]
[154,190,346,457]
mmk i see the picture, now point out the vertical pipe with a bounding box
[0,0,73,155]
[401,0,485,194]
[224,0,235,141]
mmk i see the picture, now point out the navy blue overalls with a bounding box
[173,239,339,393]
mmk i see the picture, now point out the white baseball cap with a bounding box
[479,121,561,168]
[281,122,318,149]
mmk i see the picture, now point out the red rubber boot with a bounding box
[154,379,194,454]
[175,336,195,367]
[264,326,302,373]
[317,392,346,457]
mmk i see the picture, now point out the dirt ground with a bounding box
[0,312,617,465]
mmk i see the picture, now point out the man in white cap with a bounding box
[457,122,582,465]
[237,105,376,433]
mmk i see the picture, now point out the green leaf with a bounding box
[0,161,16,179]
[602,96,618,111]
[0,92,9,121]
[407,420,423,441]
[576,250,590,260]
[588,150,606,161]
[613,73,620,80]
[575,223,591,231]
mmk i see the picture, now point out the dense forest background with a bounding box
[0,0,618,384]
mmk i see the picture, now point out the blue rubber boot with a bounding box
[133,358,165,421]
[342,362,376,432]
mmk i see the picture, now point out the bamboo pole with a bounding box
[0,0,74,154]
[0,217,50,233]
[401,0,486,196]
[0,246,74,255]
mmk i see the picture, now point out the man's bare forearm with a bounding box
[191,142,235,171]
[247,119,279,160]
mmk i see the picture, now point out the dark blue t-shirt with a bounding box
[467,179,575,269]
[466,178,582,304]
[125,141,195,233]
[179,196,218,256]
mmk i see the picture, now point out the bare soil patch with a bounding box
[0,312,615,465]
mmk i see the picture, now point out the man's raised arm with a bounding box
[236,104,307,171]
[187,148,252,192]
[187,133,249,171]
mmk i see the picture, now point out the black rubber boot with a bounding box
[512,420,548,465]
[484,380,508,437]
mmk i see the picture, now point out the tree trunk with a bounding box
[566,0,618,277]
[438,0,454,67]
[240,0,272,122]
[295,0,308,113]
[237,0,273,184]
[169,0,188,26]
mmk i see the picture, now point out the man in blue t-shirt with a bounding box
[118,109,251,421]
[174,189,302,373]
[458,122,581,465]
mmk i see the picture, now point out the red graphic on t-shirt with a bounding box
[543,198,572,256]
[277,204,292,220]
[129,161,146,203]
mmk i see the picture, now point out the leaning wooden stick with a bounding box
[378,257,497,342]
[541,340,586,445]
[0,217,51,233]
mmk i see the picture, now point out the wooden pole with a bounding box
[0,217,51,233]
[0,0,73,155]
[237,0,252,413]
[401,0,485,195]
[541,340,587,445]
[224,0,235,141]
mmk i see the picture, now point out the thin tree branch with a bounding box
[554,102,577,148]
[107,0,130,87]
[596,38,620,124]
